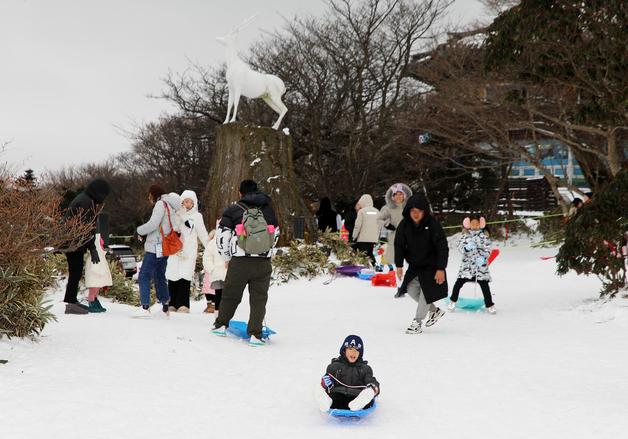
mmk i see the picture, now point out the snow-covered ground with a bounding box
[2,241,627,439]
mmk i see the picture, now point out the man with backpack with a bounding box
[212,179,279,346]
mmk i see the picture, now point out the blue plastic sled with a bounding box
[226,320,276,339]
[328,401,377,418]
[446,296,485,310]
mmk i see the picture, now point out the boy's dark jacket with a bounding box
[325,357,380,398]
[394,193,449,304]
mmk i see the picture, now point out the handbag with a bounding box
[160,201,183,256]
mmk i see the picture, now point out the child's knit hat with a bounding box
[340,335,364,360]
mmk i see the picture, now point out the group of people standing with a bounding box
[62,178,278,345]
[316,182,497,335]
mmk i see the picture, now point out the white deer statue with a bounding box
[217,17,288,130]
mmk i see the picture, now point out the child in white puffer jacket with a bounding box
[448,214,496,314]
[202,229,227,314]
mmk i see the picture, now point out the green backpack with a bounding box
[237,203,273,255]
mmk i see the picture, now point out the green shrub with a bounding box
[101,261,145,306]
[272,233,369,284]
[557,170,628,297]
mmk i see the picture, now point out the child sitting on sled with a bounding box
[316,335,380,412]
[448,214,496,314]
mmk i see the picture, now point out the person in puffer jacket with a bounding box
[448,214,496,314]
[135,183,181,317]
[352,194,380,266]
[62,177,111,315]
[316,335,380,412]
[211,180,279,345]
[165,190,209,313]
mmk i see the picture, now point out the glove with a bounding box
[367,382,379,395]
[321,374,334,392]
[385,224,396,231]
[89,247,100,264]
[348,387,376,411]
[464,241,476,251]
[475,256,486,267]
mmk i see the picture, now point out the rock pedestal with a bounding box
[205,123,314,242]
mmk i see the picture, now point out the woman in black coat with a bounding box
[394,193,449,334]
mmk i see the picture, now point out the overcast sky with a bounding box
[0,0,487,176]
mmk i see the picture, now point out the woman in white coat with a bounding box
[166,190,209,312]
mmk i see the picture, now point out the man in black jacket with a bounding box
[212,180,279,345]
[63,178,110,314]
[394,193,448,334]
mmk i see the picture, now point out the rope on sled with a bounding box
[328,374,368,389]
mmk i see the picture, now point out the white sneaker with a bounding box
[425,307,445,327]
[487,305,497,314]
[447,301,456,311]
[211,325,227,337]
[248,336,266,347]
[131,307,151,318]
[406,319,422,334]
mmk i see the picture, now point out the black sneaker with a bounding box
[394,288,406,298]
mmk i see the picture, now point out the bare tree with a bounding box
[162,0,451,200]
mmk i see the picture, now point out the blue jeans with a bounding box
[138,252,169,306]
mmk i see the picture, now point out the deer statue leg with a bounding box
[270,96,288,130]
[229,88,241,123]
[224,89,234,124]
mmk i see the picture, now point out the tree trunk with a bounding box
[204,123,315,243]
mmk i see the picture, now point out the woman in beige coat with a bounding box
[352,194,380,266]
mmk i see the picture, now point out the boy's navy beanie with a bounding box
[340,335,364,360]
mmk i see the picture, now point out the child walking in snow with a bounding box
[84,233,112,313]
[448,214,496,314]
[202,229,227,314]
[316,335,380,412]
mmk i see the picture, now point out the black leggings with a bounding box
[450,278,494,308]
[168,279,191,309]
[64,250,86,303]
[204,289,222,310]
[330,393,374,410]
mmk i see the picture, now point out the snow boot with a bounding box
[406,319,422,334]
[93,298,107,312]
[203,303,215,314]
[425,307,445,327]
[65,303,88,315]
[177,306,190,313]
[168,306,177,312]
[88,301,105,313]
